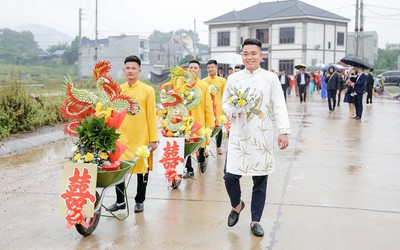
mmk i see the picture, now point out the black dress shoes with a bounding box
[199,162,207,173]
[228,200,245,227]
[134,203,144,213]
[251,223,264,237]
[108,202,126,212]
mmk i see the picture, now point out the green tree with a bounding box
[375,43,400,72]
[0,28,41,64]
[47,43,68,53]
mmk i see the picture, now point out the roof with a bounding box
[205,0,349,24]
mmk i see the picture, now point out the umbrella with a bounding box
[322,64,345,72]
[295,63,307,70]
[340,56,371,69]
[212,53,243,65]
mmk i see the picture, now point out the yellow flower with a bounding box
[187,95,193,100]
[179,125,186,131]
[73,153,82,161]
[228,98,233,104]
[211,90,217,96]
[84,152,94,162]
[218,115,227,124]
[237,99,247,107]
[184,91,190,96]
[99,152,108,160]
[136,145,150,158]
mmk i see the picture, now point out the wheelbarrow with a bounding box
[75,160,138,236]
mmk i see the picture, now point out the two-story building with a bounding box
[205,0,350,75]
[80,35,150,79]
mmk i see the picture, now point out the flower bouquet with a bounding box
[226,86,257,113]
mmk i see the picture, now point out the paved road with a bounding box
[1,93,399,249]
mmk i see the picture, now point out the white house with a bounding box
[205,0,350,75]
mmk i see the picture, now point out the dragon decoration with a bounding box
[158,66,202,140]
[60,61,139,137]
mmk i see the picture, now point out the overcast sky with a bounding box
[0,0,399,48]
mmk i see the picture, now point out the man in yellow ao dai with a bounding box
[108,55,158,214]
[222,39,290,237]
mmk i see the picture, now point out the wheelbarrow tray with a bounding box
[96,162,134,187]
[211,126,222,138]
[184,137,205,156]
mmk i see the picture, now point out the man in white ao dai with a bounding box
[222,38,291,237]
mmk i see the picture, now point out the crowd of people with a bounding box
[276,64,374,120]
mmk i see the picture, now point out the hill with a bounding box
[13,23,73,50]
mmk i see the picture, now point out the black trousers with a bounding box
[185,147,205,172]
[366,89,373,104]
[298,84,307,103]
[115,173,149,204]
[223,161,268,222]
[337,91,342,106]
[281,86,287,101]
[327,90,336,111]
[216,130,223,148]
[355,93,364,118]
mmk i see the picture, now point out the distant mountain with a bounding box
[13,23,73,50]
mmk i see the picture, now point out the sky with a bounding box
[0,0,399,48]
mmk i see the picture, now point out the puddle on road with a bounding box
[0,139,74,168]
[346,164,362,174]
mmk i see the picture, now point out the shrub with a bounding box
[0,78,67,139]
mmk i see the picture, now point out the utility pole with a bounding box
[359,0,364,58]
[94,0,98,61]
[355,0,359,56]
[78,8,82,82]
[193,19,197,59]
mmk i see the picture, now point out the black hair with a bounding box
[189,60,200,66]
[242,38,262,49]
[207,59,218,66]
[124,55,141,66]
[370,68,374,72]
[234,65,242,69]
[228,67,233,70]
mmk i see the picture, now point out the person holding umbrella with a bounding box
[340,56,370,120]
[326,66,340,112]
[295,64,310,103]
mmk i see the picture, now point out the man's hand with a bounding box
[149,141,158,151]
[278,134,289,150]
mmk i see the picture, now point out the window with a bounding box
[337,32,344,46]
[217,32,230,46]
[256,29,269,44]
[140,41,145,49]
[328,42,331,49]
[279,60,294,75]
[279,27,295,44]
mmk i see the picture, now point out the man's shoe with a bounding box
[354,116,361,120]
[250,223,264,237]
[108,202,126,212]
[134,203,144,213]
[182,172,194,179]
[199,162,207,173]
[228,200,245,227]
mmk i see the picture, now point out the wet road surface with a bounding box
[1,94,400,249]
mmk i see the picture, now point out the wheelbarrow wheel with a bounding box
[76,191,101,236]
[170,175,182,189]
